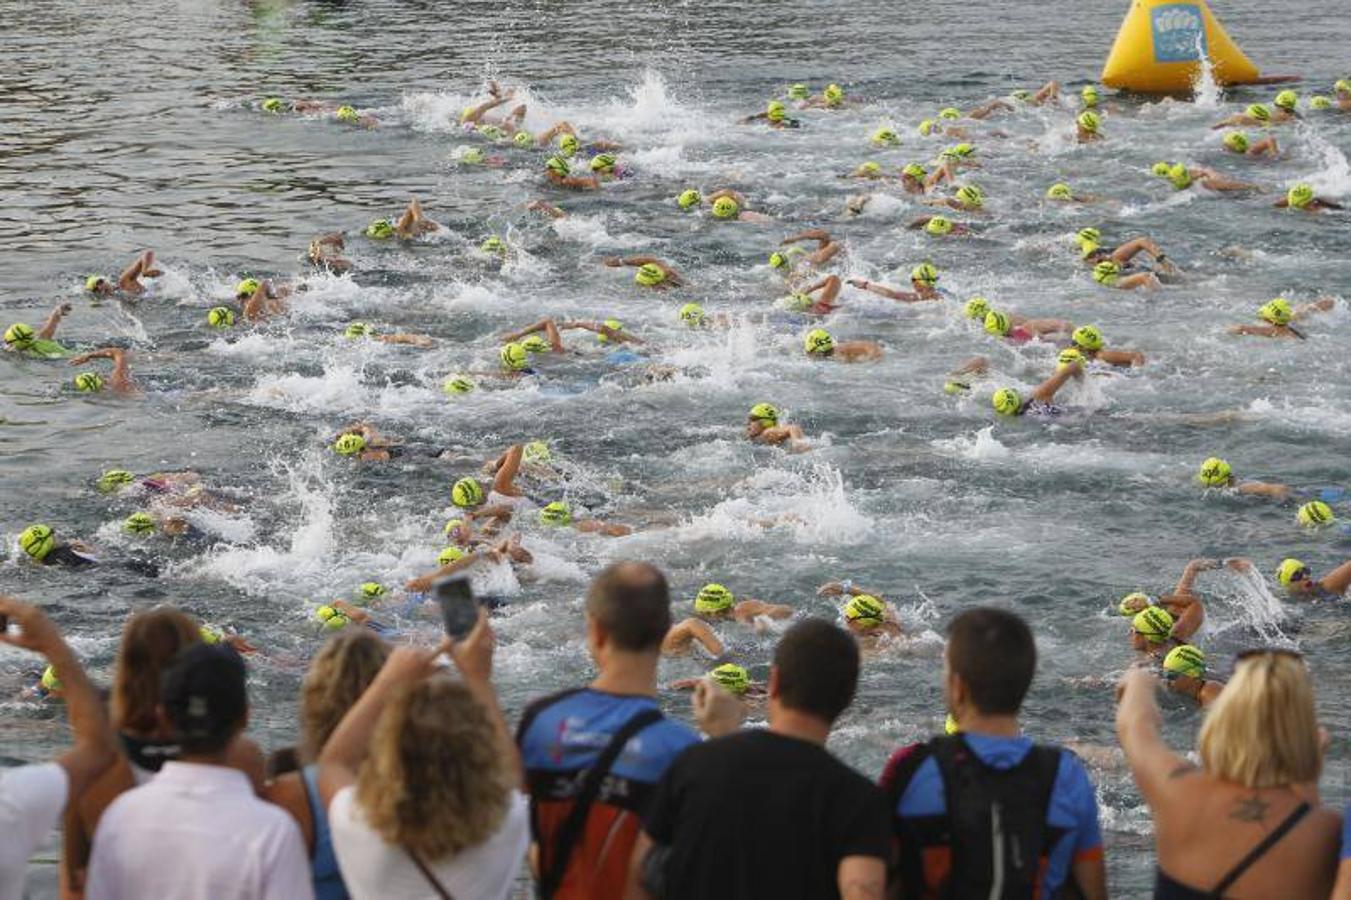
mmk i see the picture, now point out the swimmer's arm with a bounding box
[1320,561,1351,596]
[69,348,135,392]
[1162,595,1204,642]
[806,240,841,265]
[500,318,556,344]
[780,228,832,248]
[491,444,523,497]
[1030,362,1082,403]
[846,278,921,302]
[1234,480,1290,500]
[661,618,724,657]
[1227,324,1282,337]
[1271,198,1290,208]
[466,504,513,524]
[1116,668,1195,813]
[951,356,990,376]
[536,120,575,145]
[838,341,883,362]
[1292,298,1335,320]
[1171,558,1218,596]
[967,99,1012,119]
[741,112,770,123]
[462,94,510,125]
[555,174,601,190]
[574,519,632,537]
[117,251,147,291]
[375,333,434,348]
[404,552,480,593]
[706,189,748,207]
[1094,348,1145,367]
[732,600,793,622]
[1316,199,1345,210]
[526,199,567,219]
[38,303,71,339]
[906,215,936,230]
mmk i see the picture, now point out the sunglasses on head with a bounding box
[1235,647,1304,663]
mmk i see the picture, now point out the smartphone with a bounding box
[433,576,478,639]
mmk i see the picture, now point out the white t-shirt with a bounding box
[86,761,313,900]
[0,762,68,900]
[329,786,528,900]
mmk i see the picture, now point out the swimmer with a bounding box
[1161,645,1225,708]
[1227,297,1333,339]
[1084,256,1161,291]
[526,199,568,219]
[85,250,162,298]
[331,422,405,463]
[17,524,99,569]
[802,328,883,362]
[601,255,683,289]
[1275,557,1351,601]
[1219,131,1280,159]
[1211,103,1282,129]
[535,120,623,153]
[238,278,289,322]
[908,214,973,237]
[705,189,773,223]
[537,501,631,537]
[778,275,842,315]
[818,580,903,641]
[343,322,435,347]
[1157,163,1259,193]
[500,318,643,353]
[776,229,844,270]
[922,183,986,214]
[392,196,441,238]
[1116,558,1236,645]
[543,155,600,190]
[1270,90,1301,122]
[662,583,794,657]
[4,304,73,358]
[404,533,534,594]
[458,84,521,128]
[285,100,379,127]
[669,664,768,700]
[67,348,136,394]
[1273,183,1343,213]
[990,361,1084,418]
[1044,183,1097,203]
[982,310,1073,343]
[847,261,941,303]
[1194,457,1292,499]
[742,99,800,129]
[307,233,352,274]
[1337,79,1351,111]
[745,403,810,452]
[1069,324,1145,367]
[802,83,849,110]
[1075,110,1103,143]
[1077,228,1174,274]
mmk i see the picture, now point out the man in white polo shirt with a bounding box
[0,596,116,900]
[86,643,313,900]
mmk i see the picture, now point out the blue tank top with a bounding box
[302,764,348,900]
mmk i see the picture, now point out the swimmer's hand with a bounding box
[817,582,846,597]
[1223,558,1252,572]
[601,257,623,268]
[692,677,744,738]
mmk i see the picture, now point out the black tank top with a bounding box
[1154,801,1311,899]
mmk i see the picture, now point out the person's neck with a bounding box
[589,651,659,697]
[174,751,232,766]
[960,711,1021,738]
[768,706,832,745]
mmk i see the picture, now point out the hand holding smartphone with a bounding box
[433,576,479,640]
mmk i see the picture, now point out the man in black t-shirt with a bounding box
[626,619,889,900]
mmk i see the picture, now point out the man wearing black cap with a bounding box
[86,643,313,900]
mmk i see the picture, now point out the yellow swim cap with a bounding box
[871,127,900,147]
[1163,644,1206,679]
[1081,85,1099,107]
[521,335,551,354]
[823,84,844,106]
[451,477,485,508]
[1057,347,1084,369]
[767,100,787,122]
[443,375,474,395]
[85,275,108,293]
[333,434,366,457]
[1046,183,1073,201]
[992,388,1022,416]
[97,469,135,494]
[1246,103,1271,122]
[695,583,734,613]
[597,318,624,344]
[1071,325,1103,351]
[903,163,927,179]
[710,663,750,695]
[1258,298,1292,326]
[844,594,885,629]
[918,119,937,137]
[1287,183,1315,209]
[344,322,374,339]
[911,262,939,286]
[1118,592,1151,616]
[437,546,467,566]
[235,278,261,297]
[559,133,580,157]
[749,402,779,425]
[123,512,156,535]
[522,440,552,464]
[1167,163,1192,191]
[1197,457,1232,487]
[480,235,507,256]
[925,215,954,236]
[804,329,834,355]
[944,713,960,735]
[1077,111,1100,133]
[964,296,990,320]
[1297,501,1335,528]
[41,665,63,694]
[19,524,56,561]
[500,342,530,371]
[788,83,810,100]
[1276,558,1310,588]
[73,372,104,393]
[679,303,706,327]
[545,155,570,177]
[938,107,961,120]
[513,130,534,148]
[314,605,348,630]
[262,97,286,113]
[1151,161,1172,177]
[1274,90,1298,111]
[1092,260,1121,286]
[335,106,359,123]
[635,264,665,287]
[1223,131,1250,153]
[711,196,740,219]
[956,184,983,209]
[678,189,702,209]
[365,219,394,239]
[207,307,235,329]
[539,501,572,526]
[983,310,1011,337]
[360,582,386,600]
[1132,606,1175,642]
[1310,96,1332,110]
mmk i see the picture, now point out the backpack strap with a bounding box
[515,687,587,747]
[537,707,664,899]
[408,847,456,900]
[882,740,938,899]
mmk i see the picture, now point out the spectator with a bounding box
[265,630,390,900]
[880,607,1107,899]
[1119,649,1340,899]
[318,611,528,899]
[626,619,890,900]
[517,561,704,900]
[86,643,312,900]
[0,596,116,900]
[63,607,266,898]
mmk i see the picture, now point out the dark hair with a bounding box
[112,607,201,734]
[947,607,1036,715]
[586,561,672,652]
[161,643,248,755]
[773,619,860,723]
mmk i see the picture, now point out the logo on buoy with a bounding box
[1151,3,1206,62]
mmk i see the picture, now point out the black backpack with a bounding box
[884,735,1071,900]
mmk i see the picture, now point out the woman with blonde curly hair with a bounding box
[319,611,527,899]
[266,629,390,900]
[1117,650,1341,899]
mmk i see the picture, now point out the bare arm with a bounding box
[847,278,921,302]
[661,618,724,657]
[38,303,71,340]
[1172,558,1217,596]
[1030,362,1082,404]
[781,229,832,247]
[1115,667,1196,812]
[492,444,523,496]
[1234,480,1291,499]
[0,597,115,799]
[1070,855,1109,900]
[500,319,555,343]
[1321,560,1351,596]
[732,600,793,622]
[405,551,481,593]
[462,94,510,124]
[1161,594,1204,642]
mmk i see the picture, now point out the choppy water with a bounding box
[3,0,1350,895]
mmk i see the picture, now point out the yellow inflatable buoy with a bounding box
[1101,0,1259,93]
